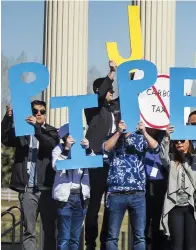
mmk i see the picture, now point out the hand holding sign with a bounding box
[117,120,127,134]
[25,116,37,125]
[165,125,174,138]
[81,138,90,149]
[109,60,117,72]
[136,121,146,135]
[6,105,13,117]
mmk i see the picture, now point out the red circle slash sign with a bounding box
[140,75,170,129]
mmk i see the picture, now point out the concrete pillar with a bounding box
[43,0,88,128]
[137,0,176,74]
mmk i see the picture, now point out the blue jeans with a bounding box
[56,194,86,250]
[106,192,146,250]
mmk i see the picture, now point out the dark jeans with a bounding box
[56,194,86,250]
[168,205,196,250]
[85,165,109,250]
[106,192,146,250]
[145,180,167,250]
[19,188,56,250]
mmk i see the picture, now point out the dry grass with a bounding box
[1,200,130,250]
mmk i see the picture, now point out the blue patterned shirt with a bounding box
[103,132,159,192]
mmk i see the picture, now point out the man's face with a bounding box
[188,114,196,125]
[32,104,46,125]
[105,90,114,103]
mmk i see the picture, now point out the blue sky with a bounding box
[176,1,196,68]
[88,1,196,75]
[1,1,45,62]
[2,1,196,74]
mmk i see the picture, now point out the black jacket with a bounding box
[85,76,120,154]
[1,115,59,192]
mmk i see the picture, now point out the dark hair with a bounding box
[171,140,194,166]
[61,133,69,143]
[31,100,46,109]
[93,78,105,93]
[188,110,196,120]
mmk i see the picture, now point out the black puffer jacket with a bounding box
[1,115,59,192]
[85,76,120,154]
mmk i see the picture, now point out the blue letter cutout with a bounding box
[9,63,49,136]
[51,95,103,170]
[117,60,157,132]
[170,67,196,140]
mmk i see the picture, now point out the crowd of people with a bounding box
[1,60,196,250]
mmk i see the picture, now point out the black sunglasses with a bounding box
[173,140,185,144]
[33,108,46,115]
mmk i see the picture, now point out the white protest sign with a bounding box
[134,70,170,130]
[134,70,193,129]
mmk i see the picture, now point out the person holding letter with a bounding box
[103,120,159,250]
[85,60,120,250]
[160,125,196,250]
[1,100,59,250]
[52,123,94,250]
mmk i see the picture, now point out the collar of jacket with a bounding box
[36,123,57,132]
[103,101,115,112]
[20,123,57,146]
[168,161,194,198]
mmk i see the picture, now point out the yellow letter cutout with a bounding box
[106,6,143,67]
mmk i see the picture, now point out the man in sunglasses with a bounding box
[84,61,121,250]
[1,100,59,250]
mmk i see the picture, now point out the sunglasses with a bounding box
[32,108,46,115]
[190,122,196,125]
[173,140,185,144]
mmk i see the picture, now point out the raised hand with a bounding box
[136,121,146,135]
[25,116,37,125]
[109,60,117,72]
[118,120,127,134]
[165,124,174,138]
